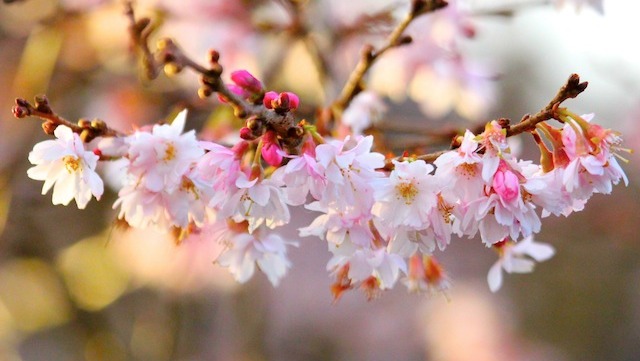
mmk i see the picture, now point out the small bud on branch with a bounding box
[12,96,122,141]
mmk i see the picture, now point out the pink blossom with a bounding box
[299,201,374,248]
[492,161,520,204]
[434,130,485,200]
[372,160,439,229]
[221,174,290,234]
[314,135,384,217]
[461,159,541,245]
[125,110,203,193]
[560,116,628,200]
[371,159,454,252]
[270,153,325,206]
[195,141,243,212]
[522,164,585,217]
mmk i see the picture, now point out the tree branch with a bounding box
[381,73,588,170]
[332,0,448,110]
[506,73,588,136]
[124,1,304,150]
[12,95,123,141]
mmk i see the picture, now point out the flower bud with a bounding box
[263,91,278,109]
[42,121,56,135]
[263,91,300,113]
[230,70,263,94]
[493,163,519,203]
[239,127,256,140]
[261,130,283,166]
[12,105,28,118]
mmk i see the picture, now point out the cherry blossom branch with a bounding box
[12,95,122,141]
[125,2,255,116]
[332,0,449,110]
[382,73,588,170]
[124,2,304,149]
[506,73,588,136]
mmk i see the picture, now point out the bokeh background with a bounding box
[1,0,640,360]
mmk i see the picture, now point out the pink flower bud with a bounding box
[261,131,283,166]
[284,92,299,110]
[263,91,300,112]
[239,127,255,140]
[263,91,278,109]
[230,70,263,93]
[493,166,519,203]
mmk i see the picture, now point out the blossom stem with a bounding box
[251,139,265,180]
[304,124,326,145]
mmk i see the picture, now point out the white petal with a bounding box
[524,242,555,262]
[508,258,535,274]
[487,261,503,292]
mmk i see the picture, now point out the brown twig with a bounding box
[506,73,588,136]
[381,73,588,170]
[332,0,448,110]
[124,1,304,150]
[125,1,160,80]
[12,95,122,142]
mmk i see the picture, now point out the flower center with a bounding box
[180,177,199,199]
[396,182,418,205]
[163,142,177,162]
[456,163,477,179]
[62,155,81,173]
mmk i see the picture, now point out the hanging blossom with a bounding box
[487,236,555,292]
[559,113,629,200]
[454,122,541,245]
[27,125,104,209]
[403,254,451,295]
[216,223,297,287]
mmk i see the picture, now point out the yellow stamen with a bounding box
[62,155,81,173]
[163,142,176,162]
[396,182,418,205]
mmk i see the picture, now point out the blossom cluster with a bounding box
[25,69,629,297]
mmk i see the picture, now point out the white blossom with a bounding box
[27,125,103,209]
